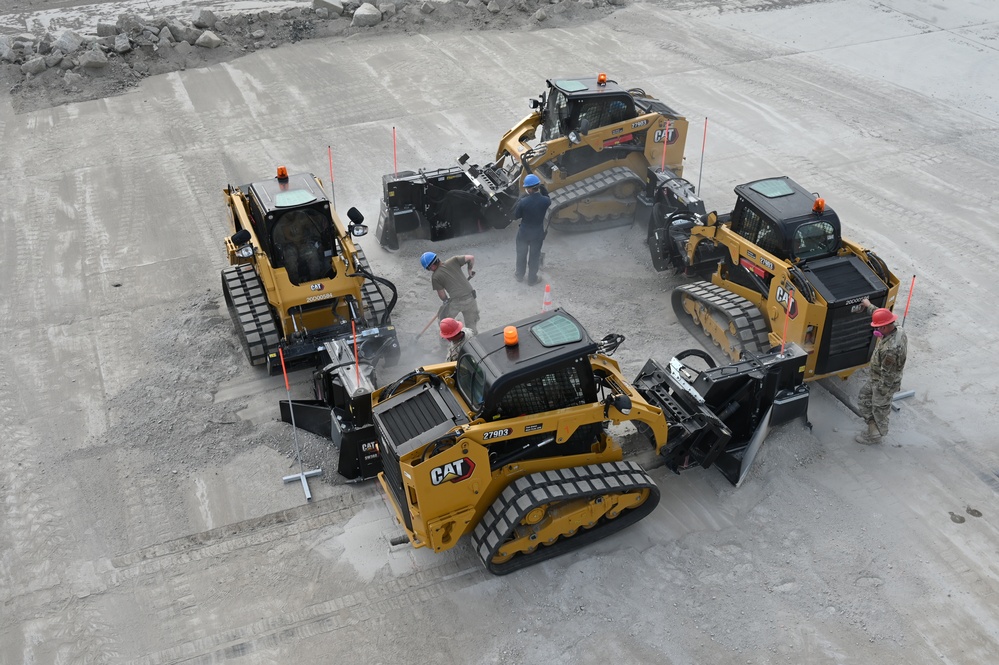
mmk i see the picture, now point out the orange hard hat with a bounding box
[871,308,897,327]
[440,317,464,340]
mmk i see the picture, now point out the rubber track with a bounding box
[221,264,280,366]
[471,461,660,575]
[546,166,646,233]
[671,280,771,361]
[354,247,390,326]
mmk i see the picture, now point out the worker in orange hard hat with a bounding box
[855,298,908,445]
[440,317,474,362]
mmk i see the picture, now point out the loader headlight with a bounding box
[236,245,254,258]
[604,393,633,418]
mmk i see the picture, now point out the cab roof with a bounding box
[464,308,598,388]
[735,176,837,226]
[246,172,329,216]
[549,77,628,99]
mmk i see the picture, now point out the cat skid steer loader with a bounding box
[282,308,809,574]
[646,170,900,381]
[376,74,688,248]
[222,166,399,374]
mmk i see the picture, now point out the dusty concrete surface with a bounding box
[2,0,999,663]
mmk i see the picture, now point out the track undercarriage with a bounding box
[472,461,659,575]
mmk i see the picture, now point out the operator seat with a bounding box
[273,211,327,284]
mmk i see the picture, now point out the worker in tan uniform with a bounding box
[420,251,479,331]
[856,297,908,445]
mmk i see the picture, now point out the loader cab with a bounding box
[246,170,338,285]
[455,309,605,463]
[540,78,638,141]
[455,309,599,420]
[730,177,842,263]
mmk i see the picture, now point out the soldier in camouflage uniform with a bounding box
[439,318,474,362]
[856,297,908,445]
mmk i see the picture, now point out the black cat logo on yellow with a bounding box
[430,458,475,485]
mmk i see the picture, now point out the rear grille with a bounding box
[804,255,888,375]
[378,443,412,531]
[378,389,448,447]
[809,263,873,300]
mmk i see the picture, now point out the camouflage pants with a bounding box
[858,380,900,436]
[441,294,479,331]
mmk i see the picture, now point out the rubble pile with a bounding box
[0,0,620,113]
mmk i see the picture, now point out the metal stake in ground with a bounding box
[278,347,321,501]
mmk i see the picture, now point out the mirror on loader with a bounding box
[347,207,368,237]
[230,229,254,258]
[568,117,591,145]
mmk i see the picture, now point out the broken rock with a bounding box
[351,3,383,27]
[21,57,47,75]
[97,23,119,37]
[53,31,84,55]
[195,31,222,48]
[191,8,218,29]
[115,34,132,53]
[79,49,109,69]
[314,0,345,16]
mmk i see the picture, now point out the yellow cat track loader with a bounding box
[283,308,809,573]
[376,74,688,248]
[222,166,399,374]
[646,170,900,381]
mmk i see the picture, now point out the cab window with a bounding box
[793,221,837,260]
[542,90,569,141]
[736,207,782,256]
[456,355,486,411]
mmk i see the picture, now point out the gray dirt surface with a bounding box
[3,0,999,663]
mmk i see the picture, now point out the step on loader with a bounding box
[283,308,809,574]
[222,166,400,374]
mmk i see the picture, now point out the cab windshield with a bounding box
[793,221,837,260]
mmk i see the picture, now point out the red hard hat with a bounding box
[871,308,897,327]
[440,317,464,340]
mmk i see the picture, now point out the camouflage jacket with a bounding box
[446,328,475,362]
[871,327,908,390]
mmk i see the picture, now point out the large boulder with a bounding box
[351,3,383,26]
[21,57,47,75]
[173,41,194,57]
[114,34,132,53]
[195,31,222,48]
[96,23,118,37]
[314,0,345,16]
[159,26,176,43]
[52,31,84,54]
[1,45,18,63]
[116,14,144,35]
[79,49,109,69]
[191,8,217,29]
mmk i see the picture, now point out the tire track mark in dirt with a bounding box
[824,432,999,663]
[129,559,487,665]
[110,484,382,577]
[0,379,119,662]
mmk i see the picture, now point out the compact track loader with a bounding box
[646,170,900,381]
[376,74,688,248]
[283,309,809,574]
[222,166,399,374]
